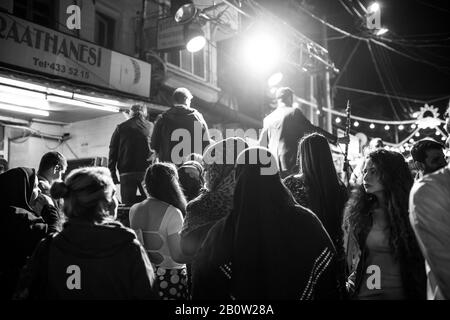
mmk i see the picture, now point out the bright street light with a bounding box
[241,32,281,74]
[368,2,380,13]
[186,35,206,52]
[185,23,206,52]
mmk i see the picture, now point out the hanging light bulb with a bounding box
[316,110,321,115]
[436,130,441,136]
[384,125,390,130]
[411,124,417,129]
[370,123,375,129]
[409,139,414,143]
[398,124,404,131]
[353,121,359,127]
[415,132,420,137]
[335,117,341,124]
[441,136,446,141]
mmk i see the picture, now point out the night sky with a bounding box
[258,0,450,142]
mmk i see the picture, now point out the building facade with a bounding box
[0,0,335,173]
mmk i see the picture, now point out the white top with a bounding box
[129,197,185,269]
[409,164,450,299]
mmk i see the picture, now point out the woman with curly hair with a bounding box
[343,149,426,300]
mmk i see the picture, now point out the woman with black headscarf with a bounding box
[0,167,59,299]
[191,147,342,300]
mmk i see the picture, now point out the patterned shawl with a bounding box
[181,137,247,237]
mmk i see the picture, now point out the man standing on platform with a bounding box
[151,87,211,165]
[259,87,348,178]
[109,104,153,205]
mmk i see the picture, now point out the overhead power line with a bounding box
[335,86,426,104]
[294,3,450,77]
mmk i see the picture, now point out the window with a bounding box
[13,0,56,29]
[167,47,207,80]
[95,11,115,49]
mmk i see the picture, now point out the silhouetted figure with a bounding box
[260,87,347,178]
[151,88,211,165]
[109,104,153,205]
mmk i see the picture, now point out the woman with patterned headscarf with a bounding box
[180,137,248,257]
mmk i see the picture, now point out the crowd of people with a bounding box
[1,86,450,300]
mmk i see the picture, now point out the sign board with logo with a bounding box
[156,17,186,51]
[0,12,151,98]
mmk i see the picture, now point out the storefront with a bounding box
[0,11,163,169]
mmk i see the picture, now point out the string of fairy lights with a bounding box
[323,103,449,153]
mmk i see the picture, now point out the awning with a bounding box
[0,68,166,124]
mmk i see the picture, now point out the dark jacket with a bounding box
[0,167,59,299]
[0,205,59,299]
[262,107,338,174]
[108,116,153,183]
[151,105,211,164]
[22,221,157,300]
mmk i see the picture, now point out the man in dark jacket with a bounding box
[259,87,348,178]
[151,87,211,165]
[108,104,153,205]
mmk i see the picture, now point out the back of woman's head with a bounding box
[145,162,187,214]
[234,147,293,212]
[203,137,248,190]
[298,133,339,184]
[178,161,204,201]
[297,133,344,225]
[51,167,116,223]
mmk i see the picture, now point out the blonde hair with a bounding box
[51,167,116,223]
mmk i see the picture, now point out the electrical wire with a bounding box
[375,44,411,115]
[415,0,450,14]
[332,40,360,88]
[367,40,400,120]
[370,39,450,76]
[62,141,79,159]
[294,2,450,77]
